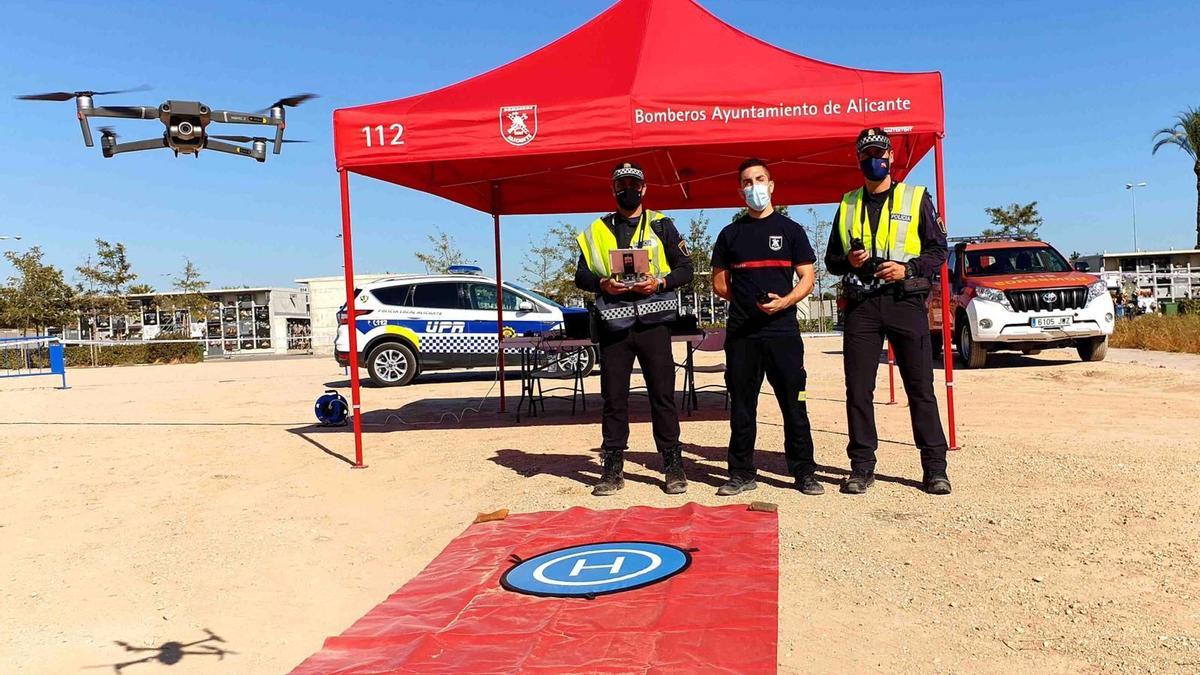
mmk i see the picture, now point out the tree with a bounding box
[803,208,835,324]
[685,211,714,298]
[519,223,584,305]
[163,258,210,332]
[128,283,155,294]
[1,247,76,334]
[1069,251,1082,263]
[1152,107,1200,248]
[75,239,138,333]
[76,239,137,296]
[982,202,1043,239]
[414,227,474,273]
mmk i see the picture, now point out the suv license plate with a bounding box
[1031,316,1073,328]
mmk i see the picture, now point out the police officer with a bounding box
[825,128,952,495]
[574,162,694,496]
[711,158,822,497]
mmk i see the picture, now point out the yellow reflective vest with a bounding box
[836,182,926,263]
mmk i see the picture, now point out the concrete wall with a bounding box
[297,274,395,355]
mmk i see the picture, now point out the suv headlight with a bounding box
[974,286,1012,309]
[1087,280,1108,303]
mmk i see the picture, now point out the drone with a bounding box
[17,86,316,162]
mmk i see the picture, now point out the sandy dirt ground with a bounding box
[2,339,1199,674]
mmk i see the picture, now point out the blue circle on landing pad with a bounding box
[501,541,691,598]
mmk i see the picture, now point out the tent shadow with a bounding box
[344,395,729,430]
[325,368,537,389]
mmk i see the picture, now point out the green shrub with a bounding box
[61,332,204,367]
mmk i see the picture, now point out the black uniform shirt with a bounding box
[711,210,816,337]
[825,186,947,280]
[574,211,694,299]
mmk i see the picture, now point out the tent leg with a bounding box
[494,213,506,413]
[934,136,960,451]
[339,169,367,468]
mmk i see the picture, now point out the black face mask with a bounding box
[859,157,890,181]
[615,187,643,211]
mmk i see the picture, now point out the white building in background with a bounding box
[297,274,397,355]
[1080,249,1200,301]
[70,287,311,356]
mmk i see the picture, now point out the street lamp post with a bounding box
[1124,182,1147,251]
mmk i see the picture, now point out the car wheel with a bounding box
[1076,336,1108,362]
[957,322,988,369]
[549,346,596,378]
[367,342,417,386]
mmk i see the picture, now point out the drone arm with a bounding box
[204,138,266,162]
[87,106,160,120]
[103,137,168,158]
[208,109,277,126]
[78,111,93,147]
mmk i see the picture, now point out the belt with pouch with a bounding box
[845,277,931,302]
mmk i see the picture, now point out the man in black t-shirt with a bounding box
[710,158,822,496]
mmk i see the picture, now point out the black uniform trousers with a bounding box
[725,334,816,480]
[843,291,948,475]
[598,322,680,455]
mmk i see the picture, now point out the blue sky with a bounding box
[1,0,1197,290]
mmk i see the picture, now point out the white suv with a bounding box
[335,266,595,386]
[929,239,1115,368]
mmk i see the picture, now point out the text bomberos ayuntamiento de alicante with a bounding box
[633,97,913,126]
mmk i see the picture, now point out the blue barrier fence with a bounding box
[0,336,68,389]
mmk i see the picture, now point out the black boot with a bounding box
[592,450,625,496]
[663,447,687,495]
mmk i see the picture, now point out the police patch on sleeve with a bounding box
[936,216,947,235]
[679,240,689,255]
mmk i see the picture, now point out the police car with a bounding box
[335,266,595,386]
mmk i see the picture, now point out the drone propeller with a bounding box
[210,134,308,144]
[261,93,318,111]
[98,126,117,137]
[15,85,150,101]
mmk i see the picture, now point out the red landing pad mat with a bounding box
[291,503,778,674]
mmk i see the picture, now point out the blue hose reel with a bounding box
[314,389,349,426]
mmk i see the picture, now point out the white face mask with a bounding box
[743,183,771,211]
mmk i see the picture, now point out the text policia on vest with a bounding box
[633,97,913,126]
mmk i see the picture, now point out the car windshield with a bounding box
[964,247,1071,276]
[507,282,561,308]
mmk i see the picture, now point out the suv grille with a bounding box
[1005,287,1087,312]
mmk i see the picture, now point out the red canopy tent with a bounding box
[333,0,958,466]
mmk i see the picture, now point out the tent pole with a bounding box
[934,136,959,451]
[339,169,367,468]
[493,212,506,412]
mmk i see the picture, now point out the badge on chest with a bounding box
[768,235,783,251]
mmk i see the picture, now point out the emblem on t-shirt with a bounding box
[768,235,783,251]
[500,105,537,146]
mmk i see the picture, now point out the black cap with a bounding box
[856,127,891,153]
[612,161,645,182]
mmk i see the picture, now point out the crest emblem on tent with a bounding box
[500,105,538,146]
